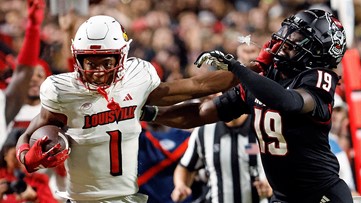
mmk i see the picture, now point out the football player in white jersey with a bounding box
[0,0,44,148]
[15,15,238,202]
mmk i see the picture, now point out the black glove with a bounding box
[194,50,238,71]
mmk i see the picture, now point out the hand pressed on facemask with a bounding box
[255,40,282,71]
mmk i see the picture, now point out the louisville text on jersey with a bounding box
[83,105,137,128]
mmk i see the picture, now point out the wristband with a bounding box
[16,144,30,164]
[141,105,159,121]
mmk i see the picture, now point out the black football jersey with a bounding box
[215,68,340,201]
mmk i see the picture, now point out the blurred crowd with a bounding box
[0,0,357,78]
[0,0,360,202]
[0,0,360,77]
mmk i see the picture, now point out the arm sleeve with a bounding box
[17,21,40,66]
[229,61,304,112]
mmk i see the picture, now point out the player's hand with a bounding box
[194,50,237,71]
[27,0,45,26]
[24,136,60,173]
[255,40,282,69]
[171,184,192,202]
[43,149,70,168]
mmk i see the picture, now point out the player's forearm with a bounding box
[15,113,52,164]
[231,62,303,112]
[154,105,202,129]
[193,70,239,95]
[16,114,43,151]
[153,103,215,129]
[148,71,238,106]
[17,26,40,67]
[17,0,43,67]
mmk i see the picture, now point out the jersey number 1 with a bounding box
[107,130,123,176]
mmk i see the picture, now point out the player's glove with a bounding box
[44,149,70,168]
[22,136,62,173]
[254,40,282,70]
[194,50,238,71]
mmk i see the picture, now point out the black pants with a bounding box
[270,179,353,203]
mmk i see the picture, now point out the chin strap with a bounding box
[97,87,121,110]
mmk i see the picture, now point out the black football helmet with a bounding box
[270,9,346,77]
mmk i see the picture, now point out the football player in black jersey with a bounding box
[145,9,353,203]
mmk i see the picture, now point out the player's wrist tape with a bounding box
[16,144,30,164]
[141,105,159,122]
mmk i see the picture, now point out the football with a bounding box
[29,125,69,153]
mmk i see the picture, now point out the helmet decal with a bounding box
[326,13,346,59]
[121,26,129,42]
[123,32,128,42]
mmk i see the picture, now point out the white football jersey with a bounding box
[40,58,160,201]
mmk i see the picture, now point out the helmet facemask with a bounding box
[73,50,127,91]
[270,23,316,77]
